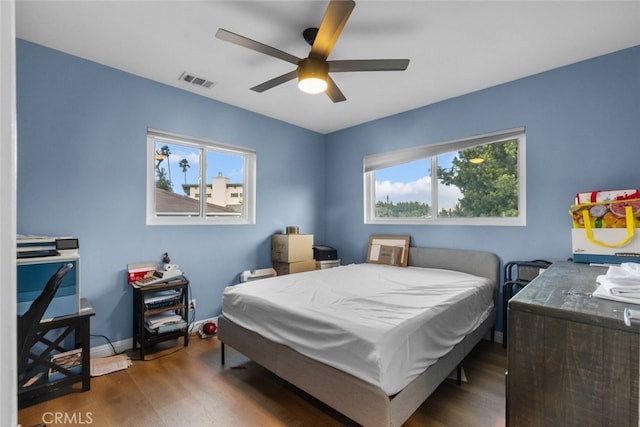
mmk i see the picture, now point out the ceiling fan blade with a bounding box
[250,70,298,93]
[325,75,346,103]
[216,28,301,65]
[329,59,410,73]
[310,0,355,60]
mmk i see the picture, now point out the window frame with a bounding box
[363,127,526,226]
[146,128,256,226]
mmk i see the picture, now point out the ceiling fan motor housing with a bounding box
[298,58,329,79]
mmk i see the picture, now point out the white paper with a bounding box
[90,355,132,377]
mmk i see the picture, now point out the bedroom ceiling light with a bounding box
[469,157,485,164]
[297,58,329,94]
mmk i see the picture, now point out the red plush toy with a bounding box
[198,321,217,338]
[203,322,217,335]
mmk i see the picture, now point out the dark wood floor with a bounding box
[18,335,507,426]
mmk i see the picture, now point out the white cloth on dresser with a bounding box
[594,262,640,304]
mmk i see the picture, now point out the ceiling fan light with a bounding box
[299,77,327,94]
[297,58,329,95]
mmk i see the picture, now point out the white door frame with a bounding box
[0,0,18,425]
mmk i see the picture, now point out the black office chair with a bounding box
[502,260,551,348]
[17,263,74,383]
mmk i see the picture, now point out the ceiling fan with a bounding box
[215,0,410,102]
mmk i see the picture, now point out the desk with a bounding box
[130,278,189,360]
[18,298,95,408]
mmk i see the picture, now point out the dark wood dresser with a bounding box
[507,261,639,426]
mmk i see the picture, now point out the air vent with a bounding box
[178,72,215,89]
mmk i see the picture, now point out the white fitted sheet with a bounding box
[222,263,494,395]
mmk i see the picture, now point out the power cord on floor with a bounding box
[90,333,126,356]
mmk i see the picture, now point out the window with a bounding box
[147,129,256,225]
[364,128,526,226]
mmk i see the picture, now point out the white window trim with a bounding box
[363,127,526,226]
[146,129,256,226]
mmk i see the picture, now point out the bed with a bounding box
[218,246,499,426]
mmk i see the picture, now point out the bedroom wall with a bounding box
[16,39,326,346]
[324,45,640,328]
[16,39,640,343]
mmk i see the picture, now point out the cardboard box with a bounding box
[271,234,313,262]
[272,259,316,275]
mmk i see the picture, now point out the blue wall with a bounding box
[16,40,326,345]
[324,46,640,329]
[17,39,640,341]
[325,46,640,264]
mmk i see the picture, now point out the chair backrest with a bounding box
[17,263,74,380]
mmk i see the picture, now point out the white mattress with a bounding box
[222,263,494,395]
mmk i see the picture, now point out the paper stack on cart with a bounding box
[594,263,640,304]
[145,311,183,329]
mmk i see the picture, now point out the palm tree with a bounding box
[160,145,172,183]
[179,158,190,184]
[155,145,173,192]
[155,145,170,170]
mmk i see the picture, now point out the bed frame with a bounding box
[218,246,500,427]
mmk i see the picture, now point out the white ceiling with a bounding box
[15,1,640,134]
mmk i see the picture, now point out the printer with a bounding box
[313,245,338,261]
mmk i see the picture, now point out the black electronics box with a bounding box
[313,245,338,261]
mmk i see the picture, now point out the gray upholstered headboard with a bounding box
[408,246,500,289]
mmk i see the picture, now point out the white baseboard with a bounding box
[90,338,133,358]
[90,316,219,358]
